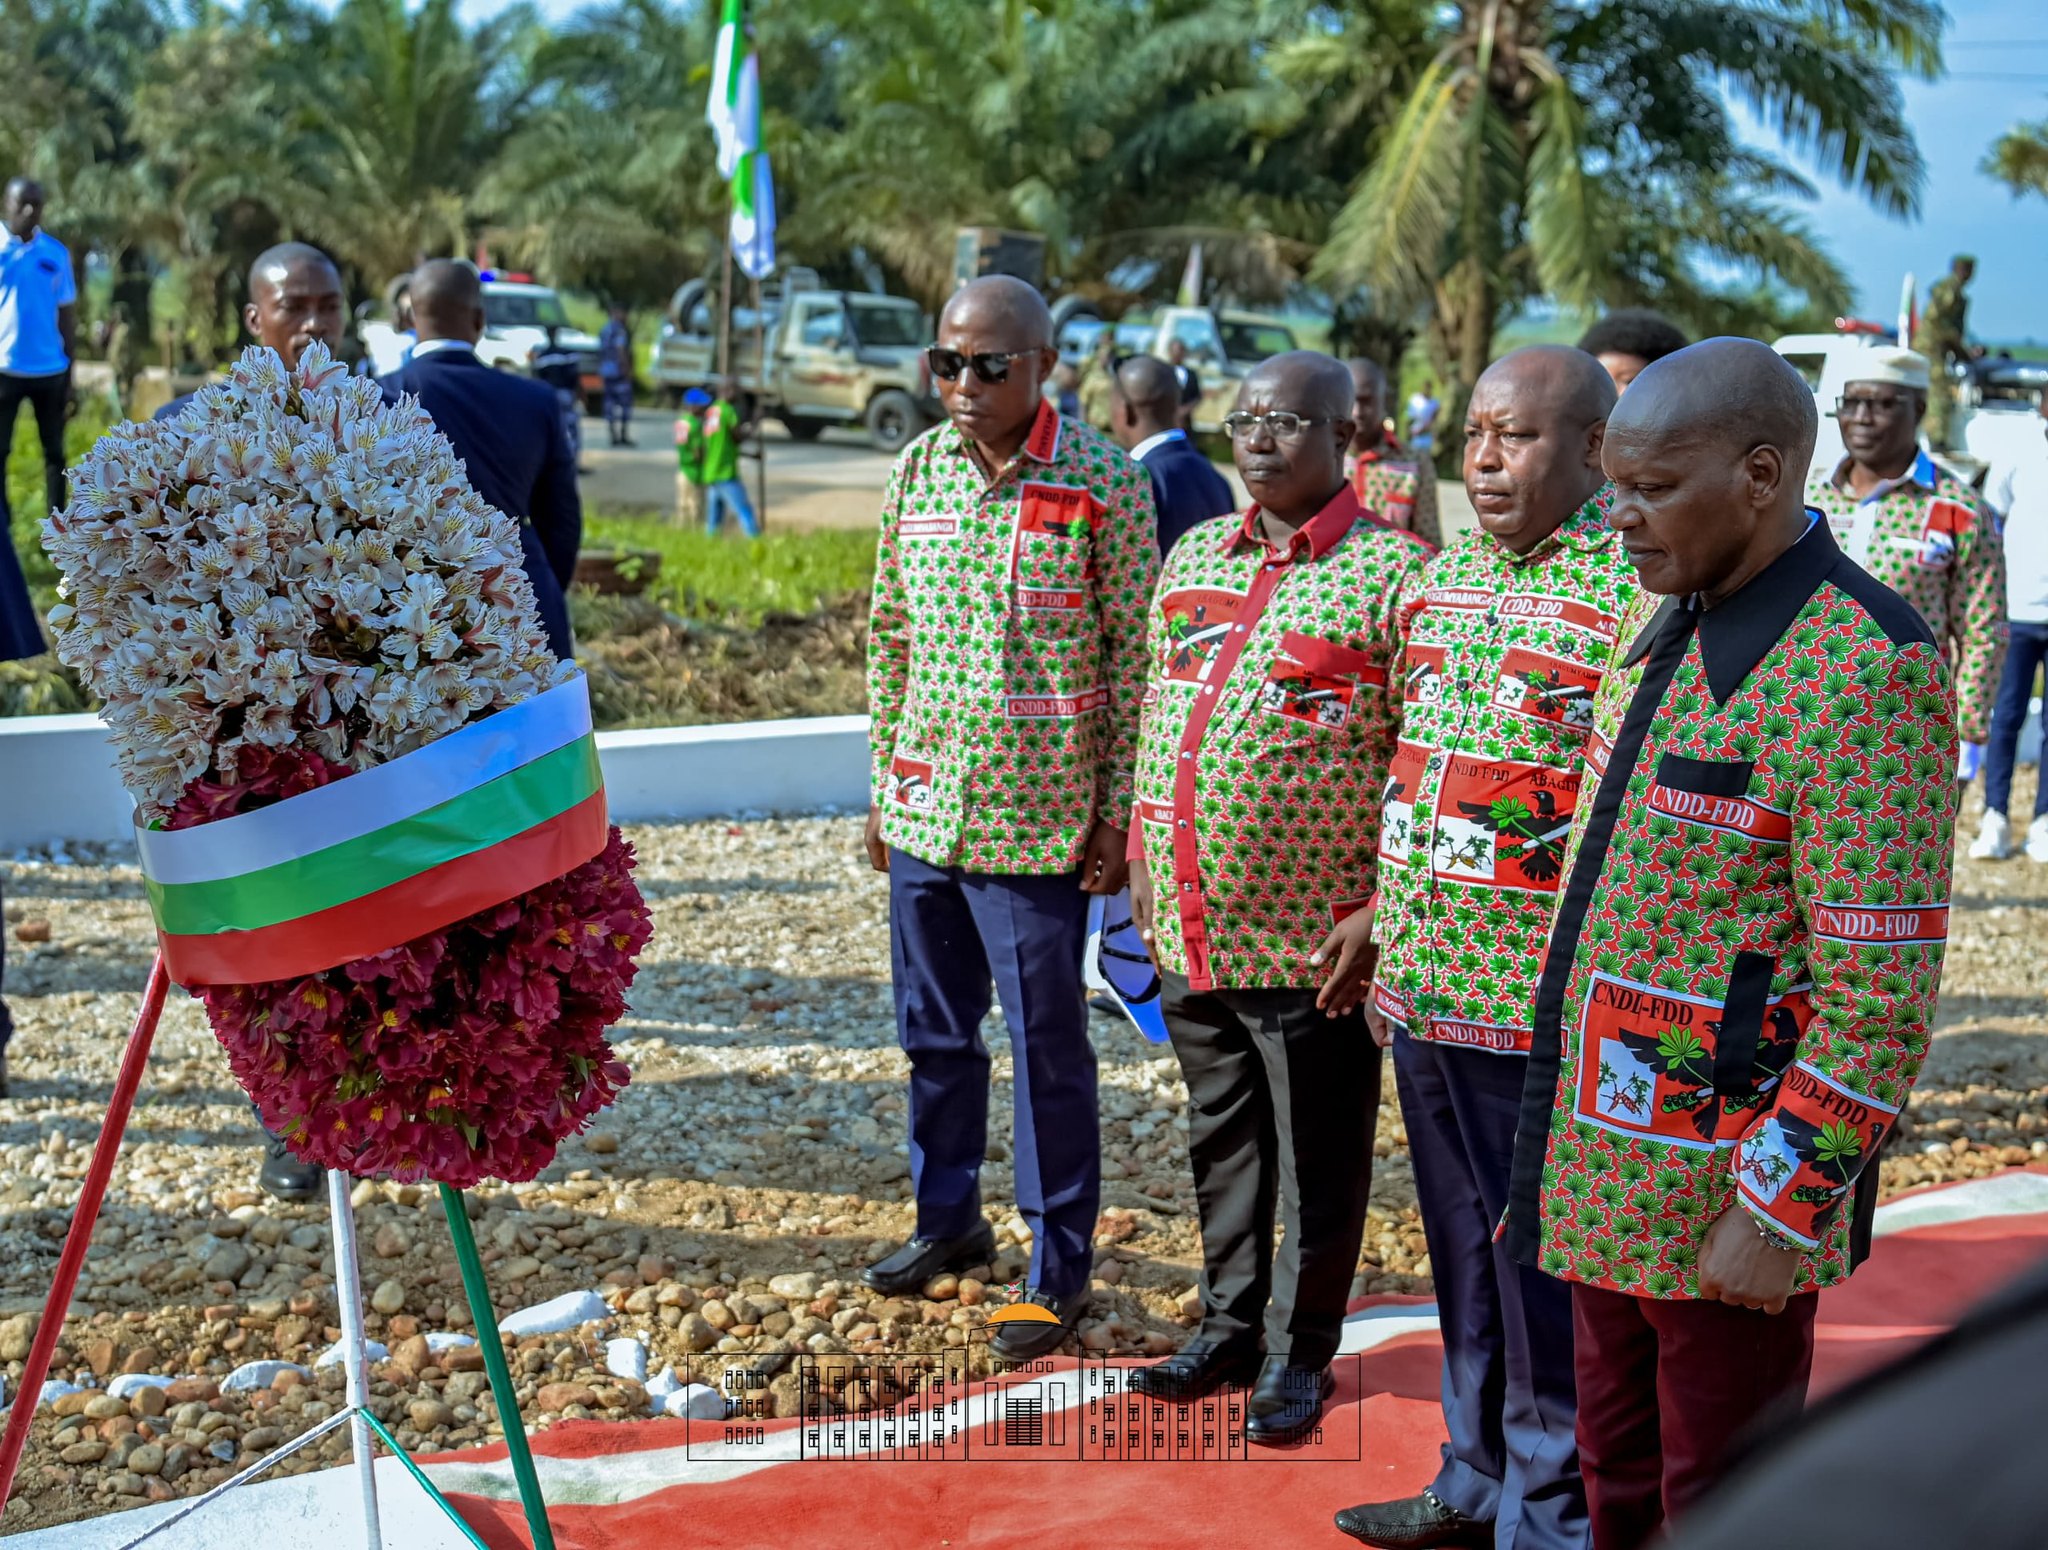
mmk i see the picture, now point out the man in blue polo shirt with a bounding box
[0,176,74,667]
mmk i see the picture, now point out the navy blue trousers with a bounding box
[887,849,1098,1298]
[1985,619,2048,820]
[1394,1028,1588,1550]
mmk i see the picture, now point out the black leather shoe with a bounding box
[258,1127,322,1203]
[1124,1341,1262,1402]
[1242,1356,1333,1445]
[987,1288,1085,1363]
[1334,1490,1492,1548]
[862,1224,997,1295]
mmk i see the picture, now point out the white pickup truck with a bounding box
[1057,304,1300,434]
[361,278,604,409]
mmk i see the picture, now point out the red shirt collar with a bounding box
[1021,399,1062,464]
[1226,483,1366,562]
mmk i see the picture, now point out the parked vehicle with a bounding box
[652,271,939,453]
[1090,305,1301,433]
[361,275,604,409]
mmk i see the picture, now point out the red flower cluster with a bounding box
[173,746,653,1187]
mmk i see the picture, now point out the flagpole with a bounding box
[752,273,767,530]
[717,231,736,386]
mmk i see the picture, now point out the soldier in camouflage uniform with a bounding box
[1910,254,1973,451]
[1339,347,1627,1550]
[1124,353,1429,1445]
[1505,342,1955,1548]
[862,277,1159,1363]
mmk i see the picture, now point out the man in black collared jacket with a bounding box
[380,260,581,660]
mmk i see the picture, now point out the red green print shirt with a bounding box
[1131,488,1428,990]
[1504,523,1956,1299]
[1806,452,2007,742]
[1373,491,1641,1053]
[1351,448,1442,550]
[867,401,1159,872]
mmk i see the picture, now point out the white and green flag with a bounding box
[732,148,777,281]
[708,0,775,279]
[706,0,758,179]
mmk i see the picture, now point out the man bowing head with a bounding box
[1504,340,1956,1549]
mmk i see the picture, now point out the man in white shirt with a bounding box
[0,177,75,662]
[1972,397,2048,863]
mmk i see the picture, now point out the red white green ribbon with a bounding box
[138,676,608,988]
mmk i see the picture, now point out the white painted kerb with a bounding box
[0,713,874,853]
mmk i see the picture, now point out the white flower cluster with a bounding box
[44,343,574,818]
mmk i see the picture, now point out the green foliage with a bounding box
[3,398,112,714]
[581,514,875,624]
[1985,119,2048,202]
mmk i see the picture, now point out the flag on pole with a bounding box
[706,0,757,180]
[708,0,775,279]
[733,150,777,281]
[1177,243,1204,307]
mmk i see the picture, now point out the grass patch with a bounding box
[3,400,113,714]
[581,512,876,623]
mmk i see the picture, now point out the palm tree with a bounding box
[1985,120,2048,200]
[1312,0,1944,440]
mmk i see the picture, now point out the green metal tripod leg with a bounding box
[440,1184,558,1550]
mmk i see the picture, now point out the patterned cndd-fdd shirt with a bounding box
[1351,446,1442,550]
[1373,490,1640,1053]
[1505,521,1956,1298]
[1132,487,1428,990]
[1806,451,2006,743]
[867,401,1159,873]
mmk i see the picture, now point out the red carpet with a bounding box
[423,1171,2048,1550]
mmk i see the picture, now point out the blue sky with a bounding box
[459,0,2048,338]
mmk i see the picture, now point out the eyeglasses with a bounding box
[1221,412,1332,441]
[926,346,1042,384]
[1835,392,1916,421]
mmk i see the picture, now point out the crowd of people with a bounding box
[0,169,2042,1550]
[858,272,2040,1549]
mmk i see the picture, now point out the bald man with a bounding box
[1346,357,1441,547]
[381,259,581,662]
[863,276,1158,1363]
[1125,352,1428,1443]
[1110,353,1235,552]
[155,243,347,422]
[1340,346,1628,1550]
[1502,340,1956,1549]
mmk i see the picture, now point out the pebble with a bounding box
[221,1362,310,1393]
[370,1279,408,1315]
[663,1384,728,1422]
[499,1290,609,1337]
[604,1338,649,1384]
[408,1400,457,1431]
[535,1383,599,1413]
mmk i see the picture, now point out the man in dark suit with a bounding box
[1111,354,1235,554]
[380,259,581,660]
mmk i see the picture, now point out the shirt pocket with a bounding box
[1573,952,1787,1151]
[1644,753,1791,847]
[1010,481,1096,624]
[1257,630,1383,734]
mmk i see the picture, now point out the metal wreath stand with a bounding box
[0,955,559,1550]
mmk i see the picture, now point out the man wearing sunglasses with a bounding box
[863,276,1159,1363]
[1805,348,2006,787]
[1124,352,1429,1443]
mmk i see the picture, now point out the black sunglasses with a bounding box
[926,346,1043,384]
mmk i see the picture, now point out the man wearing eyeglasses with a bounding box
[1805,348,2006,784]
[1123,352,1429,1443]
[862,276,1159,1363]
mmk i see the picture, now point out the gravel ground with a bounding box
[0,773,2043,1533]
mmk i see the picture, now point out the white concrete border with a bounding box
[0,713,873,854]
